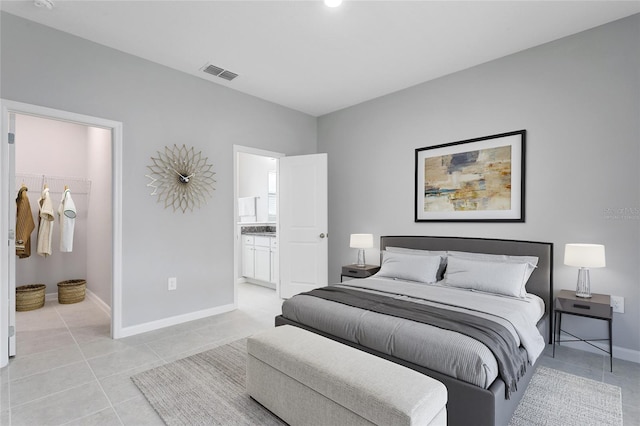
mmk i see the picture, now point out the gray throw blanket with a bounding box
[302,286,528,398]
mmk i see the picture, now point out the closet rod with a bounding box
[15,173,92,195]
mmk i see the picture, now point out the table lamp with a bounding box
[564,243,606,298]
[350,234,373,267]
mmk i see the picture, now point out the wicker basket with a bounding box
[16,284,46,311]
[57,279,86,304]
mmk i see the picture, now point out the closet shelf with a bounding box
[15,173,92,195]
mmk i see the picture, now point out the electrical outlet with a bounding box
[168,277,177,291]
[611,295,624,313]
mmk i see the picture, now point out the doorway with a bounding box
[232,147,329,307]
[233,145,283,309]
[1,100,123,368]
[14,113,112,319]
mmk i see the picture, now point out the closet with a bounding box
[13,114,113,317]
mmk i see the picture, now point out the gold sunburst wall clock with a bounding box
[146,144,216,213]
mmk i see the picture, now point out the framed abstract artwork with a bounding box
[415,130,525,222]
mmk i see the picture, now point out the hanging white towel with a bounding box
[238,197,257,216]
[36,187,55,257]
[238,196,257,222]
[58,188,77,252]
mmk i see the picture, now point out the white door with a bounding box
[7,113,16,357]
[1,112,18,362]
[279,153,328,299]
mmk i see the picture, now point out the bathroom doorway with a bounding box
[233,145,283,312]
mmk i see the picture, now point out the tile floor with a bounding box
[1,283,638,425]
[1,283,282,426]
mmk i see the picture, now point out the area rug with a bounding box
[509,366,623,426]
[132,340,623,426]
[131,339,284,426]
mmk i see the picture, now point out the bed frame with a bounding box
[275,236,553,426]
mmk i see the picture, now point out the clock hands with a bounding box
[170,167,193,183]
[169,167,184,178]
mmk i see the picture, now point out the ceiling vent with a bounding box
[218,70,238,81]
[202,63,238,81]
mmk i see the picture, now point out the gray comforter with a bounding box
[281,277,545,389]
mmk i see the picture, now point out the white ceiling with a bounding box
[2,0,640,116]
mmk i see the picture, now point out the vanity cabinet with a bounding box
[270,238,279,284]
[242,234,278,287]
[254,236,271,283]
[242,235,255,278]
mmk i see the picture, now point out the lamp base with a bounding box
[356,249,366,267]
[575,267,592,298]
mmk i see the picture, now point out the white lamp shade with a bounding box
[350,234,374,249]
[564,243,606,268]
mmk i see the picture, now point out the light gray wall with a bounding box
[318,15,640,356]
[1,12,317,327]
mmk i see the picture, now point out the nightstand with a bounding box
[340,264,381,282]
[553,289,613,371]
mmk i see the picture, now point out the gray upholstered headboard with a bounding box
[380,236,554,342]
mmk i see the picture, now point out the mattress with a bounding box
[281,277,546,389]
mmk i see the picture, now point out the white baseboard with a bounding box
[558,339,640,364]
[243,278,276,290]
[116,303,236,339]
[45,290,111,317]
[85,289,111,316]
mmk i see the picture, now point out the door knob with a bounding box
[319,233,326,239]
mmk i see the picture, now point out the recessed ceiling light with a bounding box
[324,0,342,8]
[34,0,54,10]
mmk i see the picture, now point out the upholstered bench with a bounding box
[246,325,447,426]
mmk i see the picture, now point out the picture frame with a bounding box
[415,130,525,222]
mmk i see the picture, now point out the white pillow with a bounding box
[444,256,530,298]
[385,246,448,280]
[447,250,538,296]
[376,251,441,284]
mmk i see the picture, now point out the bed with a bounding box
[275,236,553,426]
